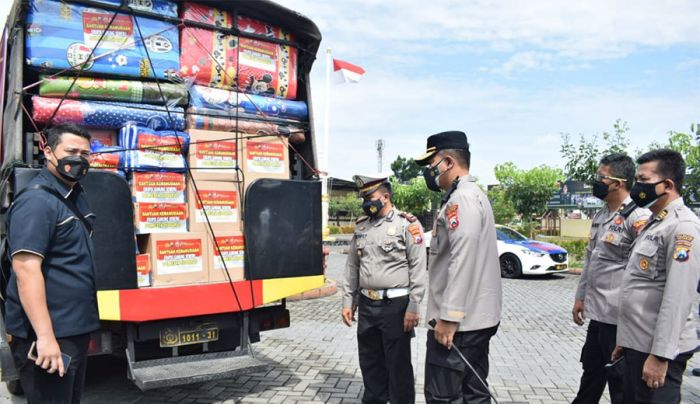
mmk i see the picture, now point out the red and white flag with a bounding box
[333,58,365,84]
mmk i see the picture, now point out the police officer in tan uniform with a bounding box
[415,131,502,403]
[611,149,700,404]
[572,153,650,404]
[341,175,427,404]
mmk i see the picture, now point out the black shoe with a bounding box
[692,368,700,377]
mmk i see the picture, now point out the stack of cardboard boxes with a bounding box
[134,129,290,288]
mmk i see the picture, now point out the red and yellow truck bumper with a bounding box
[97,275,324,322]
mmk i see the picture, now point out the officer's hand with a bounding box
[611,345,624,362]
[434,319,458,349]
[572,299,585,326]
[341,306,356,327]
[398,211,417,223]
[403,311,420,332]
[34,336,65,377]
[643,355,668,389]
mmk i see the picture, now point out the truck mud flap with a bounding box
[126,347,267,391]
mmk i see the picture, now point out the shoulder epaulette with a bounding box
[356,216,369,224]
[619,202,638,219]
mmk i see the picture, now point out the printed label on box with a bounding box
[136,253,151,287]
[133,172,185,203]
[195,140,238,171]
[137,203,187,232]
[239,38,277,72]
[193,190,238,223]
[83,11,134,49]
[246,141,284,174]
[89,153,120,172]
[155,238,203,274]
[212,235,244,272]
[137,133,184,154]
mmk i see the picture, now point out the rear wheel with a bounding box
[6,379,23,396]
[500,253,522,278]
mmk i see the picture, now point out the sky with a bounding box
[272,0,700,184]
[2,1,698,185]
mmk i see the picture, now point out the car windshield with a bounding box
[497,227,528,241]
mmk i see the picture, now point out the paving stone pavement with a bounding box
[2,247,700,403]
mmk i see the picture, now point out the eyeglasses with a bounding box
[595,174,627,183]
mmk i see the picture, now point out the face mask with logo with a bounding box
[52,154,90,182]
[362,198,384,218]
[630,179,666,209]
[423,158,445,192]
[591,180,611,200]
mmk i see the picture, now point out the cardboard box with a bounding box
[241,136,290,192]
[187,180,241,232]
[139,233,208,287]
[188,129,241,181]
[134,202,188,234]
[136,253,151,287]
[131,172,186,203]
[207,231,245,283]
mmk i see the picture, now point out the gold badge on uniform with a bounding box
[604,233,615,243]
[639,257,650,271]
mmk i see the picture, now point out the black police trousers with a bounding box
[622,348,692,404]
[357,294,415,404]
[424,324,498,404]
[10,333,90,404]
[572,320,623,404]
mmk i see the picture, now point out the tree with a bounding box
[487,187,516,225]
[390,177,442,214]
[390,155,422,182]
[560,119,631,183]
[637,123,700,201]
[494,162,563,221]
[329,194,362,218]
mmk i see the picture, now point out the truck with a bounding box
[0,0,324,393]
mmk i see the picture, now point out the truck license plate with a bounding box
[555,264,567,270]
[159,324,219,347]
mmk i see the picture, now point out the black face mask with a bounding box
[362,198,384,218]
[53,155,90,182]
[423,158,445,193]
[630,179,666,209]
[591,180,611,200]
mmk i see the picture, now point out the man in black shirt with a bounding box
[5,123,98,403]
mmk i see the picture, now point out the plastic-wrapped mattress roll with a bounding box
[186,107,304,141]
[94,0,178,18]
[119,124,189,172]
[26,0,180,79]
[39,76,188,106]
[190,85,307,121]
[181,2,293,39]
[32,96,185,130]
[180,26,297,99]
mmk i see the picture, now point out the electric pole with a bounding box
[376,139,384,172]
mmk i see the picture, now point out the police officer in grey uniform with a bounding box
[341,174,427,404]
[572,153,650,404]
[611,149,700,404]
[415,131,502,404]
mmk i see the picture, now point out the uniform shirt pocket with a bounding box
[597,232,626,262]
[631,241,660,279]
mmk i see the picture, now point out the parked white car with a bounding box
[495,225,569,278]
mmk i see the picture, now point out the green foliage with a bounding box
[637,124,700,201]
[390,155,422,182]
[390,177,442,214]
[494,162,563,220]
[487,187,516,224]
[560,119,631,183]
[328,225,340,235]
[329,194,362,218]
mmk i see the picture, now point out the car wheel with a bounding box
[6,379,23,396]
[500,253,522,278]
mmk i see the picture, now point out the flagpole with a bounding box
[321,48,332,240]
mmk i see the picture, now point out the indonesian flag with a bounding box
[333,59,365,84]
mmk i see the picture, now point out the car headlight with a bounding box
[521,248,546,257]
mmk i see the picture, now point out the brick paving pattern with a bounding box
[2,247,699,403]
